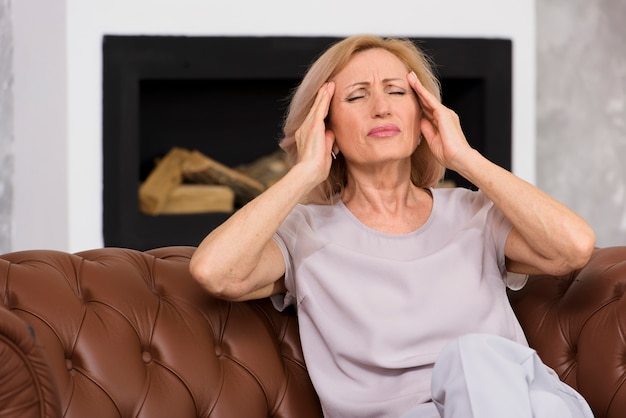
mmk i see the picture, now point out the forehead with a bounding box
[334,48,407,83]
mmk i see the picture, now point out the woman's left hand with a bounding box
[407,72,473,172]
[407,73,596,276]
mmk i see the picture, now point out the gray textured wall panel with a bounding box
[0,0,14,253]
[537,0,626,246]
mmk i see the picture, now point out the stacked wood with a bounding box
[138,147,290,215]
[182,151,265,205]
[138,147,234,215]
[160,185,235,214]
[139,147,192,215]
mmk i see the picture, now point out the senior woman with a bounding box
[190,35,596,418]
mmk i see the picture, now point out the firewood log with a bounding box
[160,185,235,214]
[182,150,265,205]
[139,147,191,215]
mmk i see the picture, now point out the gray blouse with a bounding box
[272,187,528,418]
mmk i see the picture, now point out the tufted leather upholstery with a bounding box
[0,246,625,417]
[0,247,321,418]
[508,246,626,418]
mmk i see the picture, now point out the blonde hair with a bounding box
[279,34,445,203]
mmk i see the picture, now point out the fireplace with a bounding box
[103,36,512,250]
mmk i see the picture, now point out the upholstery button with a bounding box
[65,358,73,370]
[142,351,152,363]
[214,345,223,357]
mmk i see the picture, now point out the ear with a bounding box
[326,129,337,155]
[420,118,435,139]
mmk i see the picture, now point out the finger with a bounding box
[295,83,336,163]
[407,72,448,122]
[407,75,437,126]
[309,81,335,123]
[407,72,437,104]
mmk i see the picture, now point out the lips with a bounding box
[367,124,401,138]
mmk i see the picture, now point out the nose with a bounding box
[371,90,391,118]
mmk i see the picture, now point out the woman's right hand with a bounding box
[190,82,337,301]
[294,81,336,184]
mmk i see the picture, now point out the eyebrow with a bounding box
[344,77,406,91]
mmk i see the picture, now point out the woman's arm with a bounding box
[453,150,595,275]
[189,82,337,301]
[408,72,595,276]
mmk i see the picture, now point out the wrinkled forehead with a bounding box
[331,48,409,87]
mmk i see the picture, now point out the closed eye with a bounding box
[387,85,407,96]
[344,87,407,102]
[346,95,365,102]
[345,89,367,102]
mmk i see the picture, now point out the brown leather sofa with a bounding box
[0,245,625,418]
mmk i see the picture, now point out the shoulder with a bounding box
[278,202,342,237]
[285,202,339,224]
[432,187,491,210]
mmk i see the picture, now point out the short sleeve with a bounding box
[270,232,296,311]
[483,193,520,289]
[504,271,529,290]
[270,204,312,312]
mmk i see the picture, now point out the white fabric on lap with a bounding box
[430,334,594,418]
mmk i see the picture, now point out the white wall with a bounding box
[13,0,536,252]
[13,0,68,250]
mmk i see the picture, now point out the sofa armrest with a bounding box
[509,246,626,418]
[0,306,62,417]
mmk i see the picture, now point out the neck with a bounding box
[342,159,415,211]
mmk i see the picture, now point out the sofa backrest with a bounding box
[4,245,626,418]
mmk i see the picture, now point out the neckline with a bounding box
[335,187,436,238]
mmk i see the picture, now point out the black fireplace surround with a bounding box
[103,36,512,251]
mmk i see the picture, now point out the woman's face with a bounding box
[328,48,421,165]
